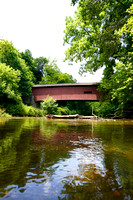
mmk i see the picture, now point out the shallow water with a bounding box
[0,118,133,199]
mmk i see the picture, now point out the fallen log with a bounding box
[79,116,96,119]
[46,114,100,119]
[46,114,79,119]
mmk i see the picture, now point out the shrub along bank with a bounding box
[0,103,43,117]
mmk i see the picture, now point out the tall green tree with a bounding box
[64,0,133,117]
[40,59,76,84]
[21,49,35,73]
[21,49,37,83]
[99,4,133,117]
[0,40,34,99]
[34,57,49,83]
[108,5,133,117]
[64,0,132,75]
[0,63,21,104]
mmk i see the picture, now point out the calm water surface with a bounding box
[0,118,133,200]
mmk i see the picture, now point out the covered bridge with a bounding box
[32,82,101,103]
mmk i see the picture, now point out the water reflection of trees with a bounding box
[0,119,34,197]
[0,119,94,198]
[0,119,133,199]
[58,122,133,200]
[59,154,133,199]
[59,164,126,200]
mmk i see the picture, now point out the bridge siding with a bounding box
[32,85,100,101]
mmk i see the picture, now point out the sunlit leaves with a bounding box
[111,61,133,104]
[64,0,133,117]
[64,0,132,73]
[0,63,21,102]
[41,96,58,115]
[116,4,133,37]
[0,40,34,98]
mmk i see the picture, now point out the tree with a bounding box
[40,59,76,84]
[21,49,35,72]
[21,49,37,83]
[98,4,133,117]
[0,40,34,99]
[0,63,21,104]
[64,0,132,75]
[34,57,49,83]
[63,0,133,117]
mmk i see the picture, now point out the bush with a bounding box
[41,96,58,115]
[57,106,70,115]
[66,101,92,115]
[90,101,116,118]
[1,112,12,117]
[24,105,43,117]
[6,102,43,117]
[6,102,25,116]
[0,108,12,117]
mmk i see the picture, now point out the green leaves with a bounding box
[0,63,21,102]
[111,61,133,103]
[0,40,34,98]
[64,0,132,73]
[34,56,48,83]
[41,96,58,115]
[99,60,133,117]
[0,39,76,112]
[40,59,76,84]
[64,0,133,118]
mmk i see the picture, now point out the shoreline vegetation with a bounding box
[0,97,133,121]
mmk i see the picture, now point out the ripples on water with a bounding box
[0,118,133,199]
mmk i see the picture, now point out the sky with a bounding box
[0,0,103,83]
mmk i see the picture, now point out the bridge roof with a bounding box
[32,82,101,88]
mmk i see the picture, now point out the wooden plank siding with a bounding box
[32,83,101,102]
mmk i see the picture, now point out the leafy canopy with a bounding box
[63,0,133,117]
[64,0,132,74]
[0,40,34,98]
[0,63,21,103]
[34,56,49,83]
[40,59,76,84]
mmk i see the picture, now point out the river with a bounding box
[0,118,133,199]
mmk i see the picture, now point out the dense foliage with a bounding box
[40,59,76,84]
[0,40,34,99]
[0,63,21,104]
[63,101,92,115]
[6,102,43,117]
[0,40,76,116]
[21,50,76,85]
[63,0,133,118]
[41,96,58,115]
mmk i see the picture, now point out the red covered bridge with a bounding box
[32,82,101,103]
